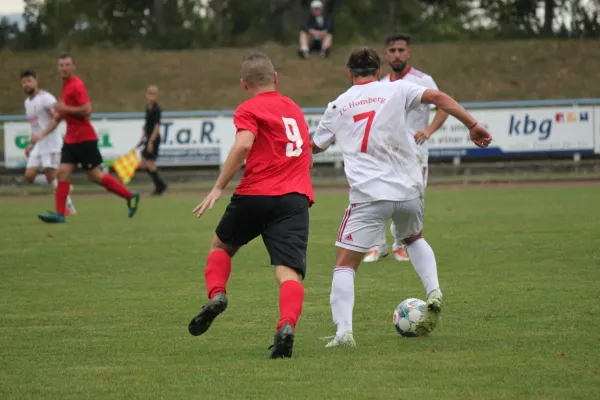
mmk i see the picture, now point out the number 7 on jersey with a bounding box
[353,110,376,153]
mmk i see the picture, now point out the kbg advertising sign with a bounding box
[424,106,594,157]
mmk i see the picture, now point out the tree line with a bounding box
[1,0,599,50]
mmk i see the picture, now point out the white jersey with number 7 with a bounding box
[313,80,428,203]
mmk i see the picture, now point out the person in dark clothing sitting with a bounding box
[298,0,333,59]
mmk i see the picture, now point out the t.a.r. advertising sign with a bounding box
[3,117,235,168]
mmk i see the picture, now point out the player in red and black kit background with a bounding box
[32,54,140,223]
[188,52,314,359]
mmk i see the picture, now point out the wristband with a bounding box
[468,121,478,129]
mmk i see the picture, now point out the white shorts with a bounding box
[336,197,424,253]
[26,148,61,170]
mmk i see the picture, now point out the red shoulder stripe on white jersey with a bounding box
[408,68,426,78]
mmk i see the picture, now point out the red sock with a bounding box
[204,250,232,299]
[55,181,70,215]
[277,280,305,330]
[100,174,132,199]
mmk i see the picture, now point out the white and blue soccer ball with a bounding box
[393,298,426,337]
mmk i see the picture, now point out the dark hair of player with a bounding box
[58,53,73,61]
[347,47,381,77]
[385,32,411,46]
[241,51,275,89]
[20,69,36,79]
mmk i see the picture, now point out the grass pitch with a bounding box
[1,185,599,399]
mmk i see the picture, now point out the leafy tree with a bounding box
[7,0,600,49]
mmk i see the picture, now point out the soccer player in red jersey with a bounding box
[188,52,314,359]
[31,54,140,223]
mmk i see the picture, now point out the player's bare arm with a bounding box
[420,89,492,148]
[414,109,449,145]
[29,117,60,144]
[24,142,34,157]
[193,130,255,218]
[54,101,92,117]
[311,115,335,154]
[311,141,326,154]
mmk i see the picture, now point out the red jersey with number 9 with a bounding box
[233,91,314,204]
[61,76,97,144]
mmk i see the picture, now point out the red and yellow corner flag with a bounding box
[112,150,139,184]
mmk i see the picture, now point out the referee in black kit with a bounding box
[137,85,167,195]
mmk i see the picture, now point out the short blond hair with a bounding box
[240,52,275,88]
[147,85,159,94]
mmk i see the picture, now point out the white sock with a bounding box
[301,45,309,53]
[65,195,75,210]
[330,267,355,337]
[34,175,48,185]
[406,238,439,295]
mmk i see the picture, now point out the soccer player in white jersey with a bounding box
[364,33,448,264]
[21,70,76,214]
[312,47,491,347]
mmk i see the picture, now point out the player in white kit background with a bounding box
[364,33,449,264]
[312,47,491,347]
[21,70,76,214]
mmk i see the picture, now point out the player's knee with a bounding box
[335,247,362,270]
[210,236,237,257]
[44,169,57,182]
[24,170,36,183]
[275,265,303,284]
[57,167,71,181]
[87,168,104,183]
[402,231,423,246]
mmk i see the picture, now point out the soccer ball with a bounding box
[393,298,426,337]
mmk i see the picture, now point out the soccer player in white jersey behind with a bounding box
[312,47,491,347]
[364,32,448,264]
[20,70,76,214]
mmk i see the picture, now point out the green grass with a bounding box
[1,186,599,399]
[2,40,600,115]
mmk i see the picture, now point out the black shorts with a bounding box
[215,193,310,278]
[141,137,160,161]
[61,140,103,170]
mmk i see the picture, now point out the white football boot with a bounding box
[325,331,357,348]
[391,246,410,262]
[65,201,77,216]
[414,288,444,336]
[363,244,389,263]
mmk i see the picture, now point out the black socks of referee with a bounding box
[148,170,166,192]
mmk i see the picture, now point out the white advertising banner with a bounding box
[306,106,596,162]
[3,117,235,168]
[3,105,598,168]
[594,106,600,154]
[429,106,595,157]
